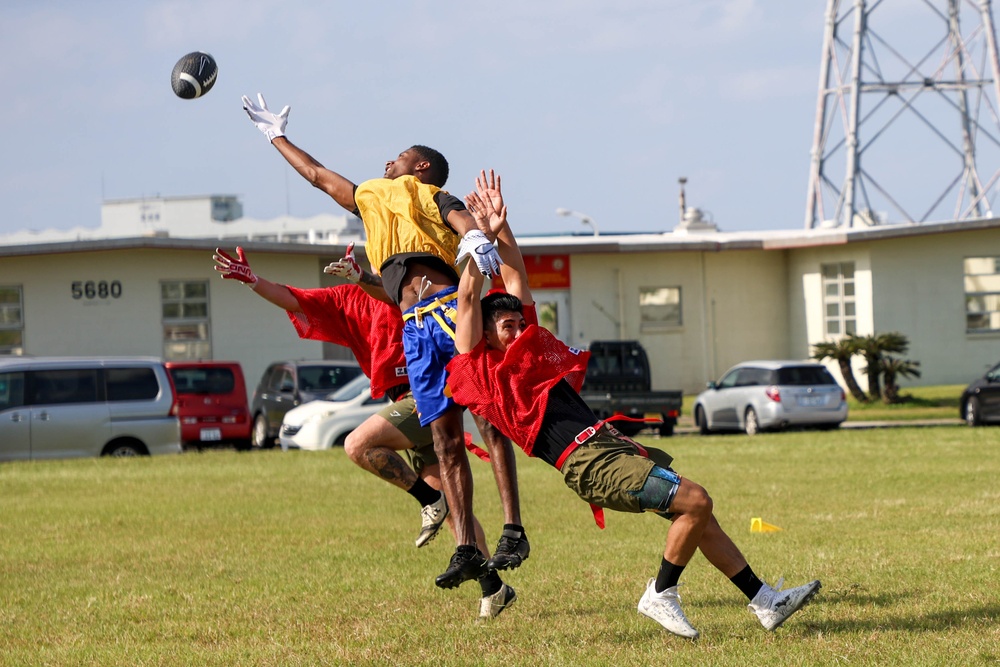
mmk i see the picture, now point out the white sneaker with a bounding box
[637,579,700,639]
[478,583,517,620]
[748,577,821,631]
[415,494,448,548]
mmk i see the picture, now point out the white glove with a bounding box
[323,242,363,282]
[241,93,289,142]
[456,230,503,278]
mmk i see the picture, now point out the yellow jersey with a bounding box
[354,175,460,273]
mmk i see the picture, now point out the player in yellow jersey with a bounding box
[242,93,529,590]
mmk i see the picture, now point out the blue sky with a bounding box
[1,1,973,238]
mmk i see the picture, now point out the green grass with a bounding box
[680,384,965,426]
[2,428,998,666]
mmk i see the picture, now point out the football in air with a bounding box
[171,51,218,99]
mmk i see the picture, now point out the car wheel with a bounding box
[104,441,143,457]
[695,406,710,435]
[744,407,760,436]
[965,397,982,427]
[251,414,272,449]
[658,422,675,437]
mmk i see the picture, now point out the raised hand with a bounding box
[323,242,363,282]
[465,169,508,237]
[241,93,290,142]
[213,246,258,286]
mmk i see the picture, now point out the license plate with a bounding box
[644,412,662,422]
[200,427,222,441]
[797,396,823,407]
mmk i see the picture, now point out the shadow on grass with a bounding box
[813,602,1000,633]
[813,584,1000,633]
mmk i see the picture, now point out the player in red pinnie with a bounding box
[212,246,517,619]
[445,171,821,639]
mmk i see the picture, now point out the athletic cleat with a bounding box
[485,529,530,571]
[435,547,487,589]
[637,579,700,639]
[415,493,448,548]
[748,577,822,631]
[478,583,517,621]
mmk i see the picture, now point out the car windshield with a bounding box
[325,373,370,402]
[298,365,362,392]
[169,367,235,394]
[774,366,835,386]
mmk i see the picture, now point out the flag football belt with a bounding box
[554,419,654,530]
[402,292,459,339]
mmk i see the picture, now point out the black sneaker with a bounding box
[435,547,487,589]
[485,529,530,571]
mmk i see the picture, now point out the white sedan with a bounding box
[279,374,389,451]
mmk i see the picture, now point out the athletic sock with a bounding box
[654,558,685,593]
[502,523,525,537]
[407,479,441,508]
[729,564,765,601]
[479,570,503,597]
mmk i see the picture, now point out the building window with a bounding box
[0,285,24,355]
[822,262,856,337]
[161,280,211,360]
[640,286,681,330]
[964,256,1000,333]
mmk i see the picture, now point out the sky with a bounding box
[2,1,992,239]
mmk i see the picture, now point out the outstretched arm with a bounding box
[242,93,358,212]
[213,247,303,312]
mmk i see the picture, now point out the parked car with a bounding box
[0,356,182,461]
[250,359,364,448]
[279,374,389,451]
[959,360,1000,426]
[165,361,252,450]
[693,360,848,435]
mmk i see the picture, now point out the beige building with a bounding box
[2,218,1000,397]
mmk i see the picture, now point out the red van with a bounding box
[165,361,252,450]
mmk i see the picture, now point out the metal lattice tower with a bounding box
[806,0,1000,228]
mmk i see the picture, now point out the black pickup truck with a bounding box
[578,340,683,437]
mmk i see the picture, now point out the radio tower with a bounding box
[805,0,1000,228]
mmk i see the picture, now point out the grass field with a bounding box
[1,425,997,666]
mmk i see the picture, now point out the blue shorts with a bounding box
[401,286,459,426]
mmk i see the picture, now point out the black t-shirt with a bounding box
[532,379,601,466]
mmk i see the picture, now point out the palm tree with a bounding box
[856,332,909,401]
[879,356,922,403]
[811,337,868,402]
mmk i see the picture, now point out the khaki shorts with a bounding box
[559,424,674,514]
[376,393,438,474]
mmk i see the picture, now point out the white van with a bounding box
[0,357,182,461]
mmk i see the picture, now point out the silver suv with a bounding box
[694,360,848,435]
[0,356,182,461]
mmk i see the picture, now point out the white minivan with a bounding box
[0,356,183,461]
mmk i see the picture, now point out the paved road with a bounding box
[672,418,964,436]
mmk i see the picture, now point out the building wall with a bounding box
[0,248,330,401]
[788,226,1000,391]
[569,248,789,394]
[868,228,1000,385]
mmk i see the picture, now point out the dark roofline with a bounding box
[2,216,999,259]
